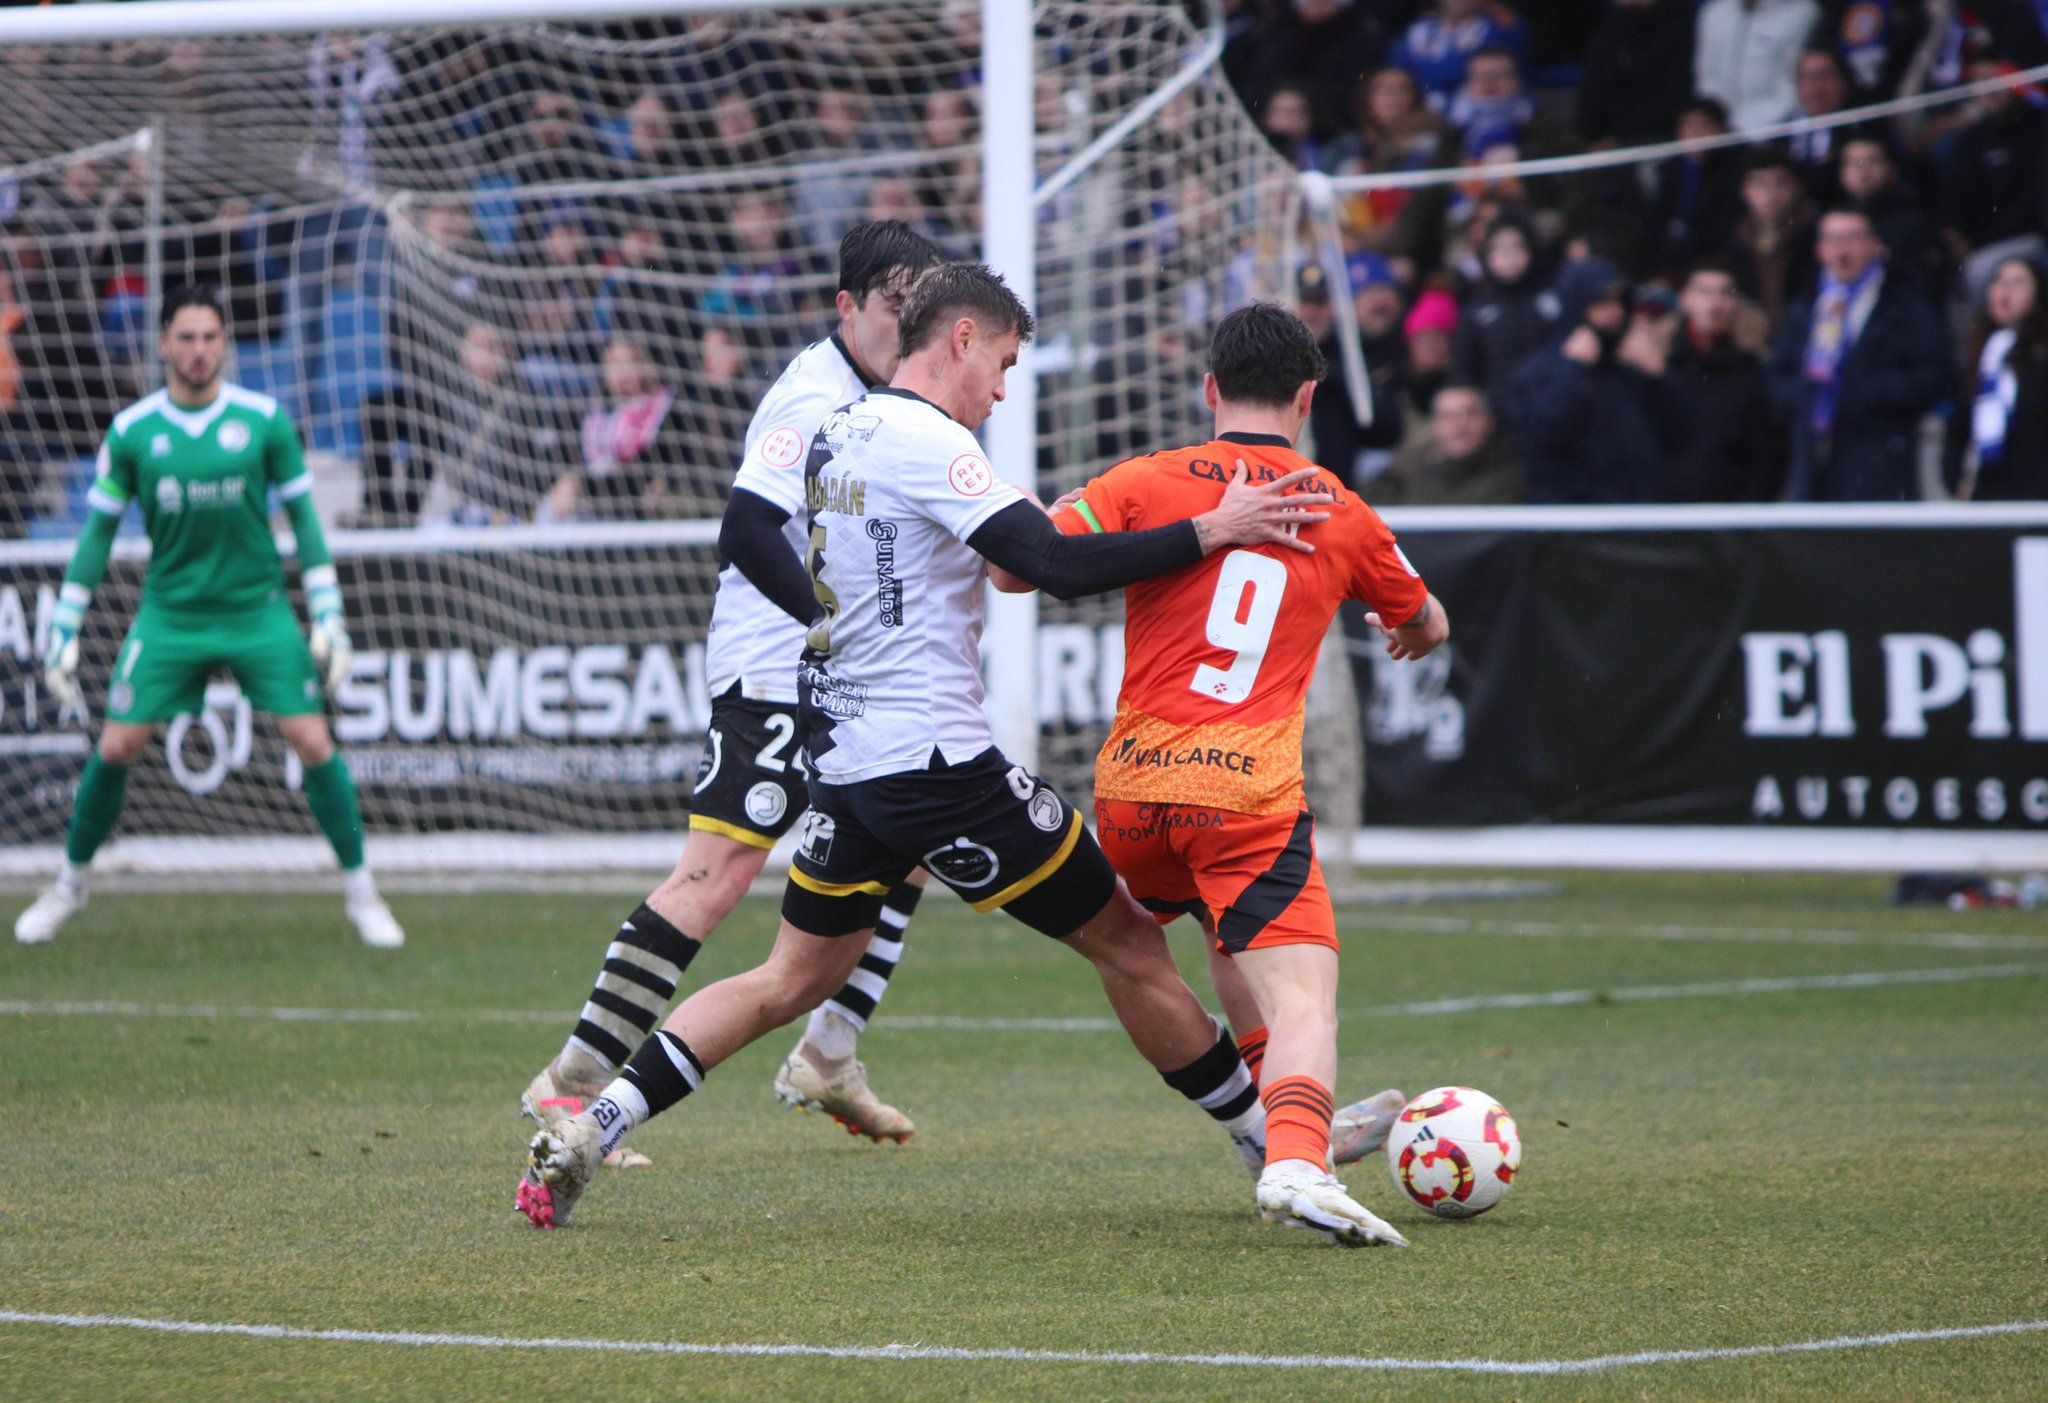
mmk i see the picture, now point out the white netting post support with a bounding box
[141,124,165,386]
[981,0,1038,771]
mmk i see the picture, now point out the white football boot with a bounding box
[521,1054,651,1169]
[14,883,85,945]
[347,896,406,950]
[1256,1159,1410,1248]
[518,1116,603,1229]
[773,1049,915,1143]
[1329,1088,1407,1166]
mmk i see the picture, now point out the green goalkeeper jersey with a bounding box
[86,384,315,612]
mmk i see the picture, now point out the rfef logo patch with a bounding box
[948,453,993,497]
[758,425,805,469]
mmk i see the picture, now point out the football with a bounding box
[1386,1086,1522,1219]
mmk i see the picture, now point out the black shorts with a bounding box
[782,747,1117,939]
[689,685,809,849]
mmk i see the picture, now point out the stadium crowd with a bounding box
[2,0,2047,536]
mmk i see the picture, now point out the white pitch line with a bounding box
[2,963,2043,1033]
[1367,914,2048,953]
[0,1309,2041,1376]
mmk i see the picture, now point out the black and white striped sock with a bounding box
[589,1029,705,1158]
[806,879,920,1059]
[1161,1021,1267,1155]
[565,903,702,1076]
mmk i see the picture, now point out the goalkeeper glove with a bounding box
[303,566,353,696]
[42,584,89,709]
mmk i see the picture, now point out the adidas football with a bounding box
[1385,1086,1521,1219]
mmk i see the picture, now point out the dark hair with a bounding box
[1683,255,1739,286]
[1209,302,1326,407]
[1678,95,1730,129]
[1467,46,1520,71]
[159,285,225,331]
[1968,256,2048,390]
[896,262,1035,358]
[1742,147,1798,179]
[837,219,943,302]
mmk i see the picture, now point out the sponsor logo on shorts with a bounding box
[695,728,724,793]
[758,425,805,468]
[217,420,252,453]
[1026,787,1064,833]
[948,453,993,497]
[924,837,1000,889]
[797,811,836,865]
[108,682,134,714]
[1096,804,1230,844]
[745,781,787,827]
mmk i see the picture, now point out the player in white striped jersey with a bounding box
[518,224,942,1178]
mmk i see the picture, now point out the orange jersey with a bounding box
[1054,433,1428,816]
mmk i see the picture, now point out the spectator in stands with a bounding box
[518,217,603,392]
[1445,47,1532,158]
[1821,0,1931,96]
[1938,60,2048,293]
[1959,256,2048,500]
[1694,0,1822,132]
[1381,384,1524,504]
[1226,0,1392,123]
[1649,97,1746,273]
[601,221,688,349]
[1835,135,1938,289]
[795,87,880,249]
[619,91,683,173]
[1659,259,1785,500]
[1296,261,1407,489]
[417,322,579,525]
[701,190,803,322]
[1451,211,1558,404]
[1786,47,1854,200]
[1392,0,1530,112]
[541,336,684,522]
[1769,207,1950,500]
[1579,0,1697,149]
[1504,257,1684,502]
[1723,148,1817,334]
[1403,286,1461,422]
[1329,67,1451,271]
[1257,81,1330,170]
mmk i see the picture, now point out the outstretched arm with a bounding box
[44,445,133,706]
[977,464,1331,599]
[717,486,820,626]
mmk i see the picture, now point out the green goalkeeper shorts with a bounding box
[106,598,324,724]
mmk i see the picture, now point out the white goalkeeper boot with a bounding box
[1330,1088,1407,1166]
[14,877,85,945]
[347,896,405,949]
[518,1116,603,1229]
[773,1048,915,1143]
[1256,1159,1410,1248]
[522,1052,650,1169]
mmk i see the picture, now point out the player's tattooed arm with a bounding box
[1366,591,1450,661]
[1191,462,1332,556]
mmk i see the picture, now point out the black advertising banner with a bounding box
[1350,518,2048,832]
[0,534,720,844]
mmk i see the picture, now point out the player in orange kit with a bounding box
[999,302,1449,1245]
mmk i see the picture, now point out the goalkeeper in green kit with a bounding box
[14,288,404,949]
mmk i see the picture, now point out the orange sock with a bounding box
[1261,1075,1334,1169]
[1235,1026,1268,1088]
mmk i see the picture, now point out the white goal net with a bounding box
[0,2,1361,877]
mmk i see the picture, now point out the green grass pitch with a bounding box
[2,871,2044,1399]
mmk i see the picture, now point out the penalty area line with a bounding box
[2,963,2044,1032]
[0,1309,2042,1376]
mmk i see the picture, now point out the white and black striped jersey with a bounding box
[799,386,1026,784]
[705,333,872,704]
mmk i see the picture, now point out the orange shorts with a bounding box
[1093,798,1336,953]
